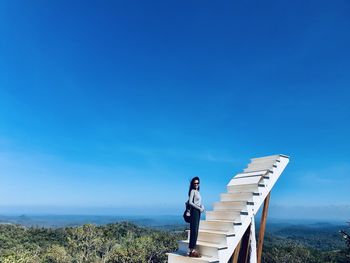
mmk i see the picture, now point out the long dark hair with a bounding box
[188,176,200,197]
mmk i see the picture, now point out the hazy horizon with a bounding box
[0,204,349,222]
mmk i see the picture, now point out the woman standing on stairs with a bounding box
[188,176,205,257]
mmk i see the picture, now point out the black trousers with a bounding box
[189,207,201,249]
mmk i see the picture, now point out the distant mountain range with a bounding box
[0,214,185,228]
[0,213,347,228]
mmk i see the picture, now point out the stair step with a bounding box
[199,219,241,232]
[227,184,264,193]
[220,192,257,202]
[214,201,251,209]
[207,220,242,225]
[245,163,276,171]
[214,207,249,213]
[167,251,219,263]
[202,219,242,226]
[206,210,243,221]
[215,200,249,204]
[180,239,227,249]
[228,176,265,186]
[250,155,280,162]
[186,229,234,246]
[244,165,277,173]
[227,183,261,189]
[198,229,235,236]
[186,229,235,236]
[234,170,270,179]
[213,206,248,212]
[220,192,260,202]
[249,159,277,166]
[178,239,227,258]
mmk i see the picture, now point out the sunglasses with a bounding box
[194,182,199,185]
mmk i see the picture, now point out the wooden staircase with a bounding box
[167,154,289,263]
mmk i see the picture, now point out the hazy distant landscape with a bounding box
[0,213,347,228]
[0,214,184,229]
[0,215,349,262]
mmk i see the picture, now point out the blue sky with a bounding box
[0,0,349,219]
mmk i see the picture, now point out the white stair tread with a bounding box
[220,192,261,198]
[204,219,242,224]
[234,170,269,178]
[250,155,280,161]
[228,176,262,186]
[213,206,247,211]
[212,208,248,212]
[243,169,273,173]
[198,229,235,236]
[180,239,228,249]
[245,165,275,171]
[222,192,261,196]
[214,201,250,205]
[167,252,219,262]
[186,228,235,236]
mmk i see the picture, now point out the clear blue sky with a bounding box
[0,0,349,219]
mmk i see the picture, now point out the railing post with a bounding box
[257,193,271,263]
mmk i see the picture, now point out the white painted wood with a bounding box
[234,170,269,178]
[206,211,243,221]
[250,155,280,162]
[243,166,273,173]
[249,159,276,165]
[178,240,225,258]
[249,216,257,263]
[220,192,256,202]
[213,201,248,210]
[167,252,219,263]
[199,220,237,232]
[220,193,255,204]
[251,157,289,213]
[249,162,276,169]
[186,229,231,246]
[227,185,260,193]
[245,163,274,171]
[228,176,262,186]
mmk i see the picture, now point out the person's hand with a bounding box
[200,205,205,212]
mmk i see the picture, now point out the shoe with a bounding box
[189,250,200,257]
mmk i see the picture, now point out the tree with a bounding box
[44,245,72,263]
[106,231,178,263]
[339,221,350,260]
[66,224,104,262]
[0,247,41,263]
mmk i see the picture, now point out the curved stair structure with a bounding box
[167,154,289,263]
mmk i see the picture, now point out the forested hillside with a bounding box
[0,222,349,262]
[0,222,183,263]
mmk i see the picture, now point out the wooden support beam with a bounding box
[257,192,271,263]
[231,240,242,263]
